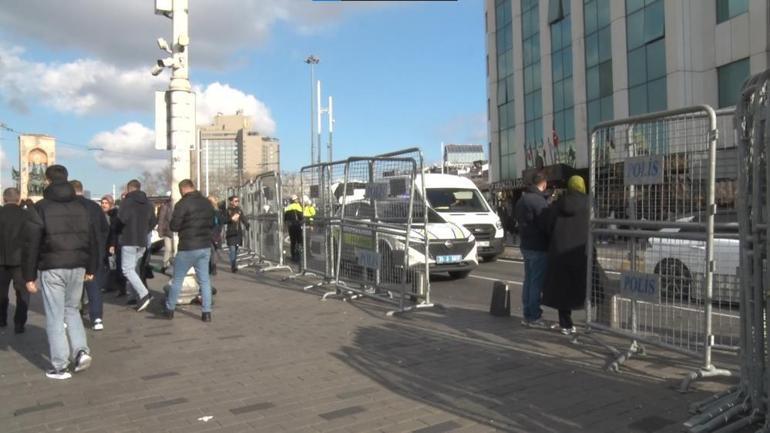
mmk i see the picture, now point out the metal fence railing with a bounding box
[583,105,738,392]
[685,70,770,433]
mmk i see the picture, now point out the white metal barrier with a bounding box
[584,105,738,391]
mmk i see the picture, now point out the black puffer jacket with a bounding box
[514,185,550,251]
[23,182,97,281]
[225,205,250,246]
[116,190,157,247]
[77,196,109,256]
[170,191,215,251]
[0,204,31,266]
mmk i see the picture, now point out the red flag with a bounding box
[552,127,560,149]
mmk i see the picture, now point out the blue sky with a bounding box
[0,0,487,197]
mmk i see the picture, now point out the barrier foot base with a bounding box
[689,386,740,414]
[605,340,644,373]
[680,365,735,393]
[260,265,293,273]
[682,396,753,433]
[386,302,440,317]
[303,281,329,291]
[281,270,319,282]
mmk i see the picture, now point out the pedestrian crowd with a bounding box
[515,172,590,335]
[0,164,227,380]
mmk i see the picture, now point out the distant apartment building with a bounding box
[196,112,280,196]
[485,0,770,188]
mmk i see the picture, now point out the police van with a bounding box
[417,174,504,262]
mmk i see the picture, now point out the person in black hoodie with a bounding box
[542,176,590,335]
[514,171,550,328]
[23,165,98,380]
[101,195,126,294]
[0,187,32,334]
[164,179,215,322]
[111,179,157,312]
[70,180,109,331]
[225,195,249,273]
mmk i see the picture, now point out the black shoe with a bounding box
[163,308,174,320]
[116,291,126,298]
[126,298,137,306]
[14,324,24,334]
[160,266,167,275]
[212,287,218,295]
[136,294,153,312]
[191,296,201,305]
[201,312,211,322]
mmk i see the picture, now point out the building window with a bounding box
[626,0,666,116]
[495,0,516,180]
[585,0,613,132]
[551,0,573,165]
[718,58,750,108]
[717,0,748,23]
[522,0,542,169]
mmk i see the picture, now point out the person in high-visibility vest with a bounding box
[302,195,316,221]
[283,195,304,263]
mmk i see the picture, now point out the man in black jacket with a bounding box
[24,165,98,380]
[0,188,32,333]
[71,180,109,330]
[112,179,157,312]
[225,195,249,273]
[514,172,550,328]
[164,179,215,322]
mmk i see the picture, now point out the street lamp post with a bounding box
[305,55,319,165]
[153,0,198,303]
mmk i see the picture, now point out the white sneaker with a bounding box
[93,319,104,331]
[46,368,72,380]
[74,350,92,373]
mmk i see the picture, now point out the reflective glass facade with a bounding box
[495,0,516,180]
[550,0,575,153]
[626,0,667,116]
[584,0,613,131]
[717,0,748,23]
[718,58,750,108]
[522,0,543,168]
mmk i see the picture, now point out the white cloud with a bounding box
[437,113,488,146]
[91,122,168,171]
[0,45,166,114]
[0,1,391,69]
[195,82,276,135]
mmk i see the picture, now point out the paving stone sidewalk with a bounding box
[0,266,739,433]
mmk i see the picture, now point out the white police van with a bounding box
[417,174,504,262]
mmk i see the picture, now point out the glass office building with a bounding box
[486,0,769,185]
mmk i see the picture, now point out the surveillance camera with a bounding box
[178,33,189,47]
[150,64,164,76]
[157,37,172,54]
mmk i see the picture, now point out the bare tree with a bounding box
[281,171,302,202]
[139,164,172,196]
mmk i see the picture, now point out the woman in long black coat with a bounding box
[542,175,589,334]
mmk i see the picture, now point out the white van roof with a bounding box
[417,173,478,189]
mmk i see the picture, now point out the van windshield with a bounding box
[426,188,488,212]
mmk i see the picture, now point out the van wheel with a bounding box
[655,259,692,302]
[449,270,471,279]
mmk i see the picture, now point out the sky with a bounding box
[0,0,487,197]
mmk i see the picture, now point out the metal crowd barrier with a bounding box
[584,105,738,392]
[685,70,770,433]
[295,148,434,315]
[230,172,291,273]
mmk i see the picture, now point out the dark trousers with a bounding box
[84,257,106,322]
[288,224,302,261]
[0,265,29,326]
[558,309,573,329]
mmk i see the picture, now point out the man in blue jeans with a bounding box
[164,179,215,322]
[23,165,99,379]
[514,172,550,327]
[112,179,157,313]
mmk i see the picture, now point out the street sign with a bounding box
[620,271,660,303]
[624,155,664,185]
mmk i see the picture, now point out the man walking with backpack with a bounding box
[23,165,98,379]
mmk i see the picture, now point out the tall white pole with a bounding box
[316,80,323,165]
[327,95,333,163]
[441,142,445,174]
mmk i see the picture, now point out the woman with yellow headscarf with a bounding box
[541,175,589,335]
